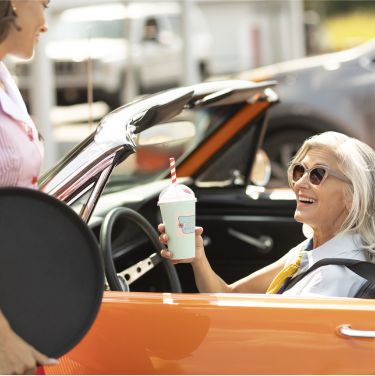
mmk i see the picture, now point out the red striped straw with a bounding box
[170,158,177,186]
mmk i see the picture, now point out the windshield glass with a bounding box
[106,104,244,192]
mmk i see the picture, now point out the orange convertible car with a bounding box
[38,80,375,374]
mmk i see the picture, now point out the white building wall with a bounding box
[197,2,249,74]
[49,0,305,76]
[279,5,293,62]
[199,0,305,75]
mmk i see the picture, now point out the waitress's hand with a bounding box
[0,312,58,375]
[158,224,204,264]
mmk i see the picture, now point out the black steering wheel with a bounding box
[99,207,182,293]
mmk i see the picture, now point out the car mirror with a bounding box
[137,121,196,146]
[250,149,271,186]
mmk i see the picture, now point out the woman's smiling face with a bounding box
[4,0,49,60]
[293,148,350,236]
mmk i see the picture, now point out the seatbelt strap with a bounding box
[283,258,375,293]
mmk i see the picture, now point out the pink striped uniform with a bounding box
[0,62,43,189]
[0,62,46,375]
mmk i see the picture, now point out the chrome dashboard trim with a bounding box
[228,227,273,253]
[119,253,161,285]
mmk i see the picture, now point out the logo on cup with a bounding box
[175,211,195,237]
[178,215,195,234]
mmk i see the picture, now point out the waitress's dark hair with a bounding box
[0,1,21,44]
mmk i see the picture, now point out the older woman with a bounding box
[159,132,375,297]
[0,0,58,374]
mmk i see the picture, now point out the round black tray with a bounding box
[0,187,104,358]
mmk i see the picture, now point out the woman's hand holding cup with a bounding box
[158,224,204,264]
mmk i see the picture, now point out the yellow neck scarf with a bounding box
[266,252,303,294]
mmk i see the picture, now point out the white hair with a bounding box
[288,131,375,262]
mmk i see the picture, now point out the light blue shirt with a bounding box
[282,233,367,298]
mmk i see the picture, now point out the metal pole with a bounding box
[30,14,57,173]
[181,0,199,86]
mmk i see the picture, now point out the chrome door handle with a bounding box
[338,325,375,338]
[228,228,273,253]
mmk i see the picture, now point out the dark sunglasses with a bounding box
[291,162,351,187]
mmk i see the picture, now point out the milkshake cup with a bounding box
[158,184,197,260]
[158,158,197,260]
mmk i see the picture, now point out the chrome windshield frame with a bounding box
[39,80,278,224]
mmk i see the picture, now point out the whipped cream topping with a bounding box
[158,184,197,204]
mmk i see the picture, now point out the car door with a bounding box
[176,102,305,293]
[47,292,375,375]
